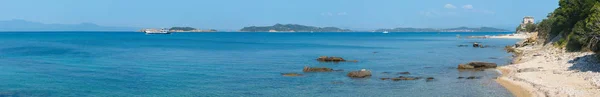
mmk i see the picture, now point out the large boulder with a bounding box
[457,62,497,69]
[457,64,475,69]
[303,66,333,72]
[317,56,346,62]
[347,69,372,78]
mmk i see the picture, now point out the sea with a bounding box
[0,32,519,97]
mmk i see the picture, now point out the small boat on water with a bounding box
[145,29,170,34]
[383,31,389,34]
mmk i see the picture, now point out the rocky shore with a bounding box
[497,40,600,97]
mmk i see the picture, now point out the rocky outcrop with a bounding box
[457,62,497,69]
[588,36,600,53]
[347,69,372,78]
[281,73,303,77]
[303,66,333,72]
[317,56,346,62]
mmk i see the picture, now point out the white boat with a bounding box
[383,31,389,34]
[145,29,170,34]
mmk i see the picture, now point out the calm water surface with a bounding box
[0,32,519,97]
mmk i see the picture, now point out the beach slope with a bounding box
[497,44,600,97]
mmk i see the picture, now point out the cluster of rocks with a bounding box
[285,56,497,83]
[458,42,490,48]
[317,56,358,62]
[284,56,368,78]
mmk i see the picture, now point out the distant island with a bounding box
[375,27,509,32]
[168,27,216,32]
[0,19,138,31]
[240,24,351,32]
[139,27,217,32]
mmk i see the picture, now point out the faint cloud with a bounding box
[462,5,473,9]
[461,4,495,14]
[419,10,459,17]
[321,12,348,16]
[444,4,457,9]
[421,4,495,17]
[321,12,333,16]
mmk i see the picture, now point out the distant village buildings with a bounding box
[520,16,534,29]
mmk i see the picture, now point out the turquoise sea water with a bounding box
[0,32,519,97]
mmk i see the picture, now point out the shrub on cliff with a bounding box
[536,0,600,51]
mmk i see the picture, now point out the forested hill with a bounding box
[533,0,600,52]
[239,24,351,32]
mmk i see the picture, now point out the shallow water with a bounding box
[0,32,518,96]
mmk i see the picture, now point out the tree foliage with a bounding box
[536,0,600,52]
[169,27,197,31]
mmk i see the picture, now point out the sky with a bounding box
[0,0,559,31]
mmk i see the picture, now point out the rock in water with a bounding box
[347,69,372,78]
[317,56,346,62]
[391,76,420,81]
[303,66,333,72]
[473,43,481,47]
[466,76,482,79]
[397,72,411,74]
[457,62,497,69]
[457,64,475,69]
[281,73,303,77]
[426,77,435,82]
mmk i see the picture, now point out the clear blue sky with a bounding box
[0,0,558,30]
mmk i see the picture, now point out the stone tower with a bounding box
[521,16,534,29]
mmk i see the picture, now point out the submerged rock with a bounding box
[426,77,435,82]
[457,62,497,69]
[380,78,391,80]
[465,76,482,79]
[281,73,303,77]
[317,56,346,62]
[303,66,333,72]
[331,81,344,84]
[347,69,372,78]
[397,72,411,75]
[391,76,421,81]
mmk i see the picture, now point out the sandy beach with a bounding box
[489,34,530,39]
[496,42,600,97]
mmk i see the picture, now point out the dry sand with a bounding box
[489,34,530,39]
[496,44,600,97]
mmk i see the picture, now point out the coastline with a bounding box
[496,38,600,97]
